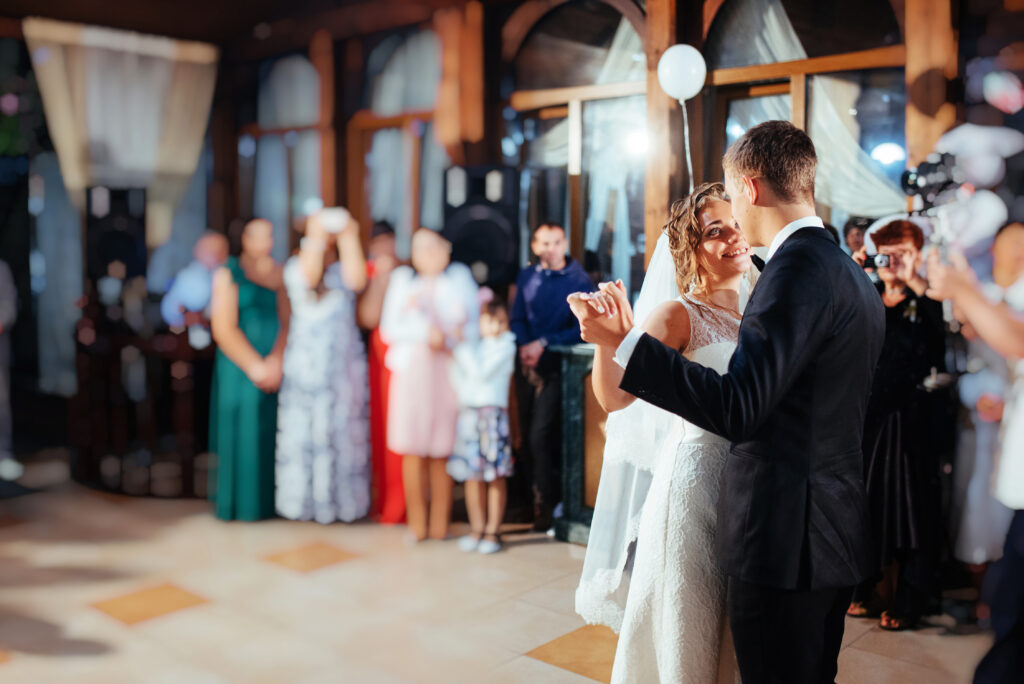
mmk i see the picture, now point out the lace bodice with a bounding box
[678,295,741,356]
[669,295,740,446]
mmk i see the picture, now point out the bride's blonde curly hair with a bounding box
[665,181,729,296]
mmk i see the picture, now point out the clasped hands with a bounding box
[567,279,634,349]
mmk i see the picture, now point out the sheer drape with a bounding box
[705,0,906,217]
[366,30,447,259]
[525,18,645,290]
[24,18,218,247]
[31,152,80,396]
[252,55,321,262]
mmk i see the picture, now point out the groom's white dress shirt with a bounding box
[612,215,824,369]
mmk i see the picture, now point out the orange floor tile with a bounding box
[263,541,359,572]
[91,583,208,625]
[527,624,618,683]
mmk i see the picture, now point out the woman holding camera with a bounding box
[275,209,371,523]
[850,219,949,630]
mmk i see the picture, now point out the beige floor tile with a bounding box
[263,541,360,573]
[517,573,585,617]
[841,615,876,649]
[490,655,599,683]
[451,598,586,655]
[91,583,208,625]
[527,625,618,684]
[837,644,958,684]
[846,623,991,681]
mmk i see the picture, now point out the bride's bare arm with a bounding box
[592,300,690,412]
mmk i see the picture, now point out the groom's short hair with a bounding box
[723,120,816,204]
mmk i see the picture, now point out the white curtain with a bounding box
[525,18,646,291]
[147,142,211,293]
[705,0,906,218]
[366,30,447,259]
[252,55,322,262]
[23,18,218,247]
[31,152,81,396]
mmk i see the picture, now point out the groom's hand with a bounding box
[567,280,634,349]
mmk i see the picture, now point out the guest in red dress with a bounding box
[357,222,405,524]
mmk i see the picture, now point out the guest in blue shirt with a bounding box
[510,224,595,531]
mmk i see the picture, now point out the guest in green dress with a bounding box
[209,219,289,521]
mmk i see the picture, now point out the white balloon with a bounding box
[657,44,707,102]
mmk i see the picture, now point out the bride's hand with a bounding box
[586,291,618,318]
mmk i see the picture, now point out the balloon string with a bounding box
[682,100,695,193]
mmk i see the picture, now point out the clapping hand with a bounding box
[567,280,634,349]
[926,249,976,301]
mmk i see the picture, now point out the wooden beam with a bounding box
[790,73,806,130]
[459,1,485,144]
[643,0,685,266]
[905,0,958,166]
[710,45,906,86]
[568,99,584,263]
[349,109,435,131]
[226,0,455,62]
[538,105,569,120]
[510,81,646,112]
[310,29,336,207]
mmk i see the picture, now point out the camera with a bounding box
[320,207,351,234]
[863,254,890,269]
[901,152,965,209]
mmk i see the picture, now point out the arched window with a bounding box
[238,54,323,261]
[344,29,448,261]
[505,0,647,300]
[706,0,907,235]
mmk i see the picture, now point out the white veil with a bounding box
[574,231,756,631]
[574,232,684,631]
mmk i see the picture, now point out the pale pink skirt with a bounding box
[387,345,458,458]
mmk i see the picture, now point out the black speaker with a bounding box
[86,187,147,283]
[442,166,519,287]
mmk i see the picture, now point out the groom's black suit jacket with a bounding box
[621,227,885,590]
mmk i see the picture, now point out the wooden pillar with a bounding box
[905,0,958,166]
[208,64,238,232]
[310,29,337,207]
[790,73,807,130]
[568,99,585,263]
[339,38,363,214]
[643,0,686,266]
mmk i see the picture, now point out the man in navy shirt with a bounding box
[511,224,595,531]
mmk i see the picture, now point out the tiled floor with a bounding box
[0,463,993,683]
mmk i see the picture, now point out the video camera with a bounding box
[900,152,966,210]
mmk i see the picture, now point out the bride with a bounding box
[574,182,754,683]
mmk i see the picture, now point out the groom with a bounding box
[571,121,884,683]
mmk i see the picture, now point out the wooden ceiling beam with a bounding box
[225,0,464,62]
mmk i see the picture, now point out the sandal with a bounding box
[879,611,917,631]
[846,601,879,618]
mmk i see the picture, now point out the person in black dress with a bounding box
[850,219,949,630]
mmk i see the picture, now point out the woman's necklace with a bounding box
[692,292,741,319]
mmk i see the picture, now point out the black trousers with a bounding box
[975,510,1024,684]
[728,578,852,684]
[513,365,562,517]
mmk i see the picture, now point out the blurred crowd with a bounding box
[164,212,593,556]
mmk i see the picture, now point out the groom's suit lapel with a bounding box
[742,227,824,315]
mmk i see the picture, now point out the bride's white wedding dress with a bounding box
[610,295,740,684]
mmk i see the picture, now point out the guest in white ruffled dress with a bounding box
[276,210,371,523]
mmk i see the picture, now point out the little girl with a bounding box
[380,229,478,542]
[449,290,517,554]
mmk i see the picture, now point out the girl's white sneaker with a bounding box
[457,535,481,552]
